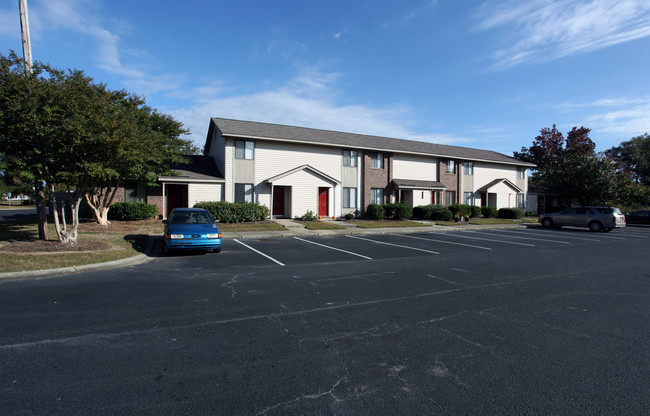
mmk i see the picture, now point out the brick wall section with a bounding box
[362,151,393,211]
[147,185,164,217]
[439,159,459,205]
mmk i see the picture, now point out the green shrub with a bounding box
[365,203,385,220]
[449,203,472,219]
[108,201,158,221]
[302,210,318,221]
[481,206,498,218]
[344,212,355,220]
[497,207,525,219]
[383,202,412,220]
[413,204,452,221]
[194,201,269,223]
[470,205,482,218]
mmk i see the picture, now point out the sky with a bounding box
[2,0,650,155]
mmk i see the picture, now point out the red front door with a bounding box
[166,184,188,217]
[318,187,329,217]
[273,186,285,217]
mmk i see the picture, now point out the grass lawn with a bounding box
[350,220,430,229]
[294,221,346,230]
[0,219,150,274]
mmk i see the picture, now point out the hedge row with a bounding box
[108,202,159,221]
[193,201,269,223]
[412,205,453,221]
[497,207,525,219]
[365,203,413,220]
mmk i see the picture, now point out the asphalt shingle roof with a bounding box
[161,155,224,181]
[209,118,535,167]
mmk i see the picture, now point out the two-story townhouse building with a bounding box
[199,118,535,219]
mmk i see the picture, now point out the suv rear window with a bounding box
[593,207,621,214]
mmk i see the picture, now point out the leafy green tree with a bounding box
[1,51,190,242]
[605,133,650,185]
[514,126,621,206]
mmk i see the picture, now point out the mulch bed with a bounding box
[77,218,162,232]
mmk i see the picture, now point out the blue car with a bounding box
[162,208,222,255]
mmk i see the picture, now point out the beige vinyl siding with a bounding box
[224,138,234,202]
[475,163,524,209]
[255,141,342,216]
[189,183,223,206]
[393,154,437,180]
[273,169,337,218]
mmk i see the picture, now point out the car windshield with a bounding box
[171,212,213,224]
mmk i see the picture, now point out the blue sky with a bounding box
[2,0,650,155]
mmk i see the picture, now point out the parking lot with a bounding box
[157,225,650,270]
[1,225,649,415]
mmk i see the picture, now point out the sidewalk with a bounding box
[222,218,530,239]
[0,220,533,280]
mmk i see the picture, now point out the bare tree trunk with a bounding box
[85,183,120,226]
[34,180,48,240]
[49,186,80,244]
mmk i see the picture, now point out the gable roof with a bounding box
[159,155,224,182]
[477,178,522,193]
[264,164,340,184]
[208,118,535,167]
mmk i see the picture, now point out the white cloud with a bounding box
[169,70,467,149]
[473,0,650,70]
[584,97,650,139]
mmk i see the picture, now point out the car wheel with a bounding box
[541,218,553,228]
[588,221,603,232]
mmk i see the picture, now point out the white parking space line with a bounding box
[500,229,602,242]
[293,237,373,260]
[391,233,492,250]
[346,235,440,254]
[233,239,285,266]
[437,232,535,247]
[470,230,571,244]
[615,231,649,239]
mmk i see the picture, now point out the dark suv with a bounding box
[539,206,626,232]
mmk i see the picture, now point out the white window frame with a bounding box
[464,162,474,175]
[446,160,456,174]
[343,187,357,208]
[343,150,358,167]
[371,188,384,204]
[464,191,474,205]
[517,193,525,209]
[517,167,526,179]
[445,190,456,206]
[235,140,254,160]
[370,152,384,169]
[235,183,254,203]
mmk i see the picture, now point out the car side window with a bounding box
[561,208,575,214]
[575,208,590,215]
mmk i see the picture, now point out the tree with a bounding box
[514,125,621,206]
[605,133,650,185]
[1,51,191,242]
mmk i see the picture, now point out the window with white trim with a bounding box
[446,160,456,174]
[464,191,474,205]
[445,190,456,206]
[370,152,384,169]
[235,183,254,203]
[517,167,526,179]
[343,187,357,208]
[371,188,384,204]
[343,150,358,167]
[517,193,525,209]
[235,140,254,159]
[464,162,474,175]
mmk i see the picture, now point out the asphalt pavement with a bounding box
[1,225,648,415]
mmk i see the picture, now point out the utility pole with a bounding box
[19,0,33,73]
[19,0,48,240]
